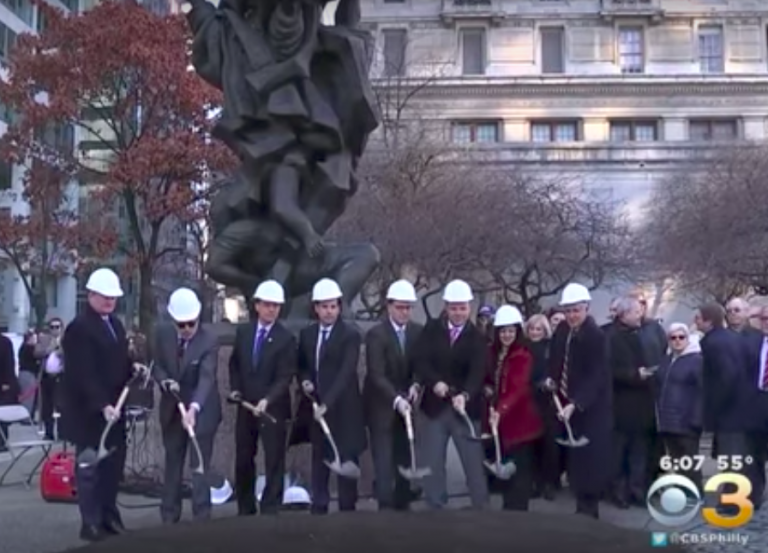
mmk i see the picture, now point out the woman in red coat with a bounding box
[485,305,543,511]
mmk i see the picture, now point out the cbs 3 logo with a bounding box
[646,473,754,529]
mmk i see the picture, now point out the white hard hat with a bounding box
[494,305,523,327]
[85,267,123,298]
[253,280,285,304]
[386,279,417,302]
[559,283,591,306]
[167,287,202,322]
[312,278,343,302]
[442,279,473,303]
[210,478,233,506]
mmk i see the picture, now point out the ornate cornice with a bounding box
[371,76,768,98]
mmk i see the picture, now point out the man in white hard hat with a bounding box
[297,277,365,514]
[362,279,423,511]
[413,278,489,510]
[60,267,144,541]
[153,287,221,524]
[544,282,612,519]
[228,279,297,516]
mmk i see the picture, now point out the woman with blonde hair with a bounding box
[655,322,703,489]
[525,313,559,500]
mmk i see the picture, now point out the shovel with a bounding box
[397,408,431,480]
[304,391,360,479]
[171,392,204,475]
[77,376,136,468]
[445,389,481,440]
[483,412,516,480]
[552,393,589,448]
[226,395,278,424]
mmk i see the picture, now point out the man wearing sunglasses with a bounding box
[153,287,221,525]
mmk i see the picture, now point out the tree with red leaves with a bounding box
[0,163,115,326]
[0,0,232,329]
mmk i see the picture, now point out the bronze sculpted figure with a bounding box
[183,0,380,319]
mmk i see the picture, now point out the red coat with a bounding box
[484,343,543,450]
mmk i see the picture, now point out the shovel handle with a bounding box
[403,409,415,441]
[176,402,196,438]
[489,411,503,465]
[551,392,580,443]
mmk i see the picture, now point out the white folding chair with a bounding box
[0,405,55,486]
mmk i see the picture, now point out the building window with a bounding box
[689,119,738,141]
[0,23,18,61]
[618,27,644,74]
[698,25,724,74]
[460,28,486,76]
[530,121,579,143]
[451,121,499,144]
[0,160,12,190]
[609,120,658,142]
[0,0,33,26]
[382,28,407,77]
[540,27,564,74]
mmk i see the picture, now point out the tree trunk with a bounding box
[32,290,48,329]
[138,262,156,335]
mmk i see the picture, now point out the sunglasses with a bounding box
[668,335,686,341]
[49,324,61,330]
[176,321,196,329]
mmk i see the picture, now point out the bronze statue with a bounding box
[183,0,380,319]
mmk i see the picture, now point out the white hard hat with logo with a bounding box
[253,280,285,304]
[387,279,417,302]
[494,305,524,327]
[442,279,473,303]
[167,287,202,322]
[559,283,591,306]
[312,278,343,302]
[85,267,123,298]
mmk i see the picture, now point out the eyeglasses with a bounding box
[176,321,196,329]
[668,335,686,342]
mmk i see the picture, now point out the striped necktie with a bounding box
[560,329,574,398]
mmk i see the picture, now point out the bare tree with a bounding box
[643,145,768,301]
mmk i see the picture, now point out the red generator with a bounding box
[40,451,77,503]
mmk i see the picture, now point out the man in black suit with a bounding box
[229,279,296,516]
[153,287,221,523]
[737,304,768,508]
[298,278,365,514]
[60,268,140,542]
[696,303,750,461]
[363,279,423,511]
[413,279,488,510]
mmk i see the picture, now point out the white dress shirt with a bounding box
[758,337,768,391]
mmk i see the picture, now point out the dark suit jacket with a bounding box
[153,322,222,436]
[738,330,768,432]
[296,320,366,458]
[0,334,18,406]
[413,317,487,420]
[700,327,749,432]
[229,320,296,419]
[60,306,132,447]
[362,319,423,429]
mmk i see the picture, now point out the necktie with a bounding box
[396,327,406,352]
[104,317,117,340]
[449,326,461,345]
[560,330,574,398]
[252,327,267,363]
[316,328,329,373]
[762,341,768,391]
[177,339,186,361]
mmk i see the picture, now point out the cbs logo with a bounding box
[646,473,754,529]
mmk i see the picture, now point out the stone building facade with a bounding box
[345,0,768,320]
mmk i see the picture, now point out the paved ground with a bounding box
[0,426,764,553]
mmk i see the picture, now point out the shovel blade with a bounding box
[398,465,431,480]
[555,437,590,448]
[325,460,361,479]
[483,460,516,480]
[77,448,98,468]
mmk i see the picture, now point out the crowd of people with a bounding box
[1,267,767,543]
